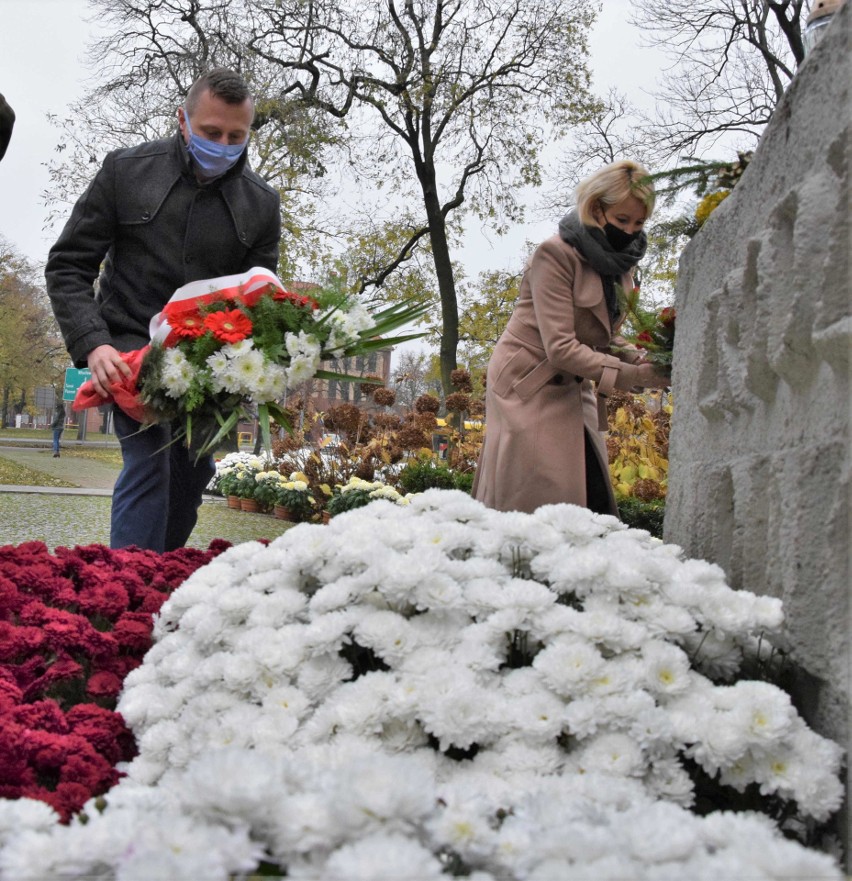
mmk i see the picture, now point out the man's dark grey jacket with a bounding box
[46,133,281,366]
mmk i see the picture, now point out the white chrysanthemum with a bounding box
[160,347,196,397]
[532,635,607,697]
[321,304,374,357]
[570,731,645,777]
[229,346,266,394]
[318,832,445,880]
[0,799,58,846]
[1,498,843,881]
[426,793,498,861]
[178,747,287,829]
[285,329,321,359]
[410,665,497,751]
[251,362,288,401]
[353,608,418,664]
[327,753,435,835]
[205,348,230,375]
[640,640,693,696]
[645,756,695,806]
[719,680,797,744]
[286,353,320,386]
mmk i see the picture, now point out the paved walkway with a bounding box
[0,442,119,494]
[0,440,293,550]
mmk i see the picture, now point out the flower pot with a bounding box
[274,505,295,521]
[240,498,260,513]
[227,495,241,510]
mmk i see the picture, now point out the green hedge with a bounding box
[617,497,665,539]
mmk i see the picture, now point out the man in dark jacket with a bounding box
[0,93,14,161]
[46,69,281,551]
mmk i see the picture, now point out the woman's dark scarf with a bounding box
[558,209,647,326]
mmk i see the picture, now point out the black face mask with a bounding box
[603,221,641,251]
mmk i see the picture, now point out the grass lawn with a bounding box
[0,458,77,487]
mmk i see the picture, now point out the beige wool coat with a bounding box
[471,234,646,516]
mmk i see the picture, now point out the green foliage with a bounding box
[397,455,475,495]
[0,240,67,425]
[252,475,283,511]
[325,486,374,516]
[453,471,475,494]
[617,497,665,539]
[398,458,457,494]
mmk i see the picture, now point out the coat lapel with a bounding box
[572,258,612,336]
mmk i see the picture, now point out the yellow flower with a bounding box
[695,190,731,227]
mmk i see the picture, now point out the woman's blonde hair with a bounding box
[575,160,656,226]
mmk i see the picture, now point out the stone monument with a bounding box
[665,0,850,799]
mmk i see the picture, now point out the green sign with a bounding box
[63,367,92,402]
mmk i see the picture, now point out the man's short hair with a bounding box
[185,69,253,116]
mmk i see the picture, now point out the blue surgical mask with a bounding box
[183,109,248,179]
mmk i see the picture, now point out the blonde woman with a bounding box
[472,160,669,516]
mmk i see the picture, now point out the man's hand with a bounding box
[87,345,134,398]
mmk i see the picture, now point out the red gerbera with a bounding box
[161,302,206,339]
[170,312,206,339]
[203,308,253,343]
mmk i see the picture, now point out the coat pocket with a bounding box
[491,346,555,402]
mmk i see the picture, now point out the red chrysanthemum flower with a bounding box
[85,671,123,700]
[203,308,253,343]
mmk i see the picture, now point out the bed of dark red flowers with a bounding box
[0,539,231,822]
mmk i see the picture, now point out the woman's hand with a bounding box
[634,362,671,389]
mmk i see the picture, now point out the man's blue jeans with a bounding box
[111,407,216,552]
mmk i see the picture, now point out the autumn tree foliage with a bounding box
[0,240,66,426]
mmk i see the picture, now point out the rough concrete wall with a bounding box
[665,2,850,753]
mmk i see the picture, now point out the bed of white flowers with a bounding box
[0,491,844,880]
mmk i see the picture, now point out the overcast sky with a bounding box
[0,0,667,277]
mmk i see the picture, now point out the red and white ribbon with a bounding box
[148,266,286,347]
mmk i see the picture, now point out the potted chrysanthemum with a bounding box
[273,473,315,522]
[215,466,241,509]
[231,468,261,512]
[325,476,411,517]
[251,470,285,514]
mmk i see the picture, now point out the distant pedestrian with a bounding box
[51,400,66,457]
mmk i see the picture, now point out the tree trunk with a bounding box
[420,170,459,398]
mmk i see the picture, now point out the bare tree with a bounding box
[44,0,340,277]
[391,349,440,411]
[630,0,810,159]
[52,0,599,394]
[245,0,600,393]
